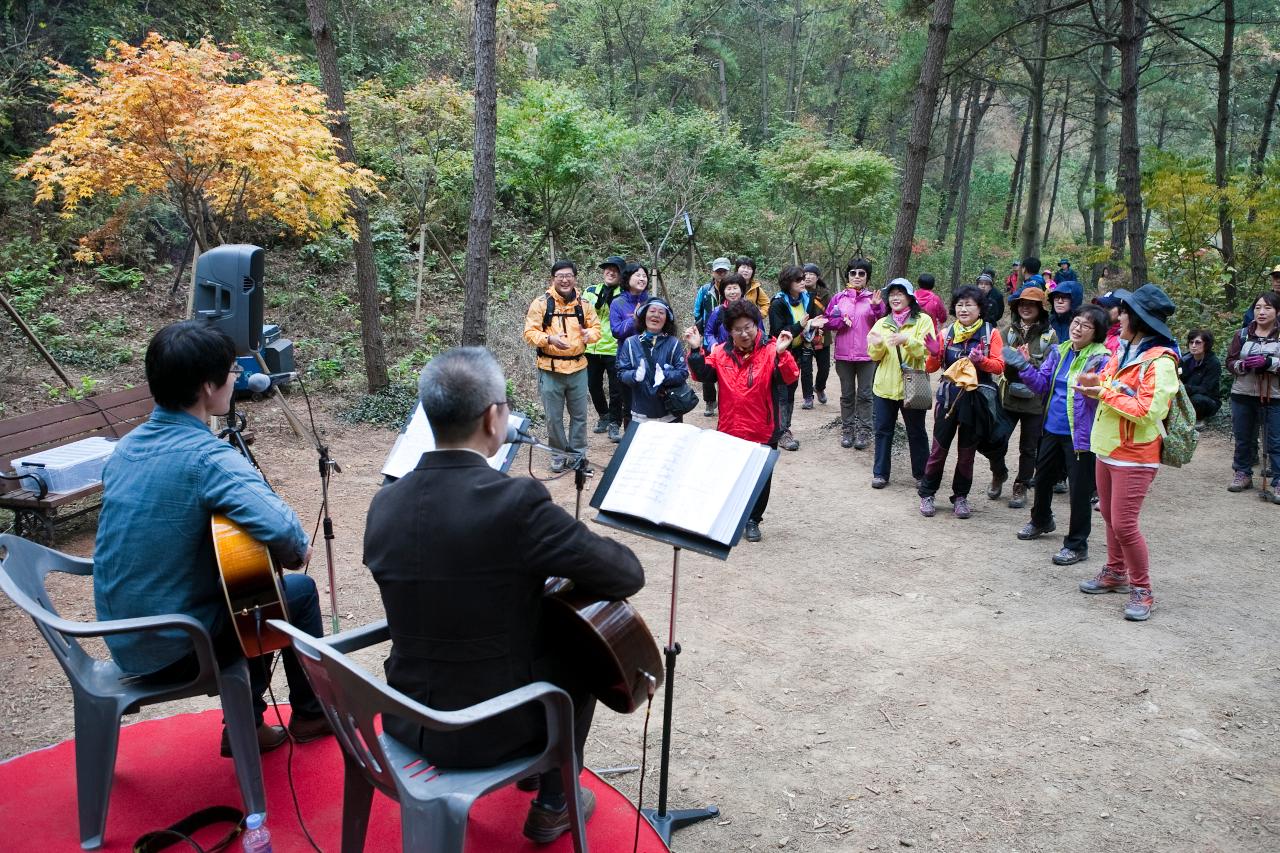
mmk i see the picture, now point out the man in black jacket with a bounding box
[364,347,644,844]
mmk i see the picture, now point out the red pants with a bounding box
[1094,459,1158,589]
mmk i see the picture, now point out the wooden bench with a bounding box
[0,386,154,543]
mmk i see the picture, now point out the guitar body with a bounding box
[210,514,292,657]
[542,578,664,714]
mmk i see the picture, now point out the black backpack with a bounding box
[539,293,587,360]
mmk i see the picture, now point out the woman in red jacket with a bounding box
[686,299,800,542]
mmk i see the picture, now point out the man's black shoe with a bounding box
[523,788,596,844]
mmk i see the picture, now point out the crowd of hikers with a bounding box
[522,254,1280,624]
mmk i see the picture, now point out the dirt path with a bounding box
[3,395,1277,852]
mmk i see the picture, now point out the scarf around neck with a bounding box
[892,308,912,328]
[950,319,984,344]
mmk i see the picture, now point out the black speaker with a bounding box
[192,244,265,355]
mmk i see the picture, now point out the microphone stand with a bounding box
[316,442,342,636]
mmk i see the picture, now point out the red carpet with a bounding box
[0,707,669,852]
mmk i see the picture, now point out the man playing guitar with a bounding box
[364,346,644,845]
[93,319,331,755]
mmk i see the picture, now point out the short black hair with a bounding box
[723,298,762,330]
[950,285,985,316]
[778,265,805,290]
[717,272,747,301]
[916,273,936,291]
[846,257,872,277]
[1077,305,1110,344]
[1022,255,1041,274]
[734,256,756,274]
[1186,328,1215,351]
[1254,291,1280,314]
[550,259,577,277]
[418,347,506,443]
[145,320,237,410]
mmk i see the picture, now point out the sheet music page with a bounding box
[708,446,769,543]
[381,405,522,477]
[599,421,698,522]
[659,429,759,538]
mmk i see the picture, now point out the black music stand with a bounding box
[590,423,778,844]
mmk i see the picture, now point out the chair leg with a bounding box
[559,762,589,853]
[401,796,472,853]
[341,758,375,853]
[71,694,124,850]
[217,661,267,817]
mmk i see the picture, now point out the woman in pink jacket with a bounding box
[825,258,886,449]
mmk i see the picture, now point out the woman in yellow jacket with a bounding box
[866,278,939,489]
[1074,284,1179,622]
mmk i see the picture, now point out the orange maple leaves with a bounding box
[15,33,379,261]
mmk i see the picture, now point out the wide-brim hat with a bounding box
[1093,291,1123,309]
[1058,258,1071,266]
[599,255,626,271]
[1010,286,1049,310]
[882,277,916,301]
[1118,284,1176,341]
[1269,264,1280,276]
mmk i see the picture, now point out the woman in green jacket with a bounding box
[866,278,938,489]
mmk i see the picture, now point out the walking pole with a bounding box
[1261,374,1273,503]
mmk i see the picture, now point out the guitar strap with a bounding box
[133,805,245,853]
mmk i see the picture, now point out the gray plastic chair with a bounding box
[269,618,588,853]
[0,533,267,850]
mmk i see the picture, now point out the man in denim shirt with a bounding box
[93,320,330,755]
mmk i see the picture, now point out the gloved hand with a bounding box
[634,358,647,383]
[653,363,666,387]
[1242,355,1269,373]
[1002,345,1029,371]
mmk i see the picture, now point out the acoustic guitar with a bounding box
[542,578,664,714]
[210,514,292,657]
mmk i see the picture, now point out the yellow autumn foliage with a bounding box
[14,33,379,262]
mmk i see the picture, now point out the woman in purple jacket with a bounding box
[610,263,652,426]
[1004,304,1111,566]
[825,258,886,449]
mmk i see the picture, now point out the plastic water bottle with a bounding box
[242,813,272,852]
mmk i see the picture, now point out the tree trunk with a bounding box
[1090,27,1113,286]
[1004,109,1032,235]
[785,0,801,123]
[886,0,956,279]
[950,81,997,290]
[757,18,771,139]
[717,53,730,132]
[1117,0,1147,287]
[936,80,970,244]
[1043,82,1070,247]
[1247,68,1280,223]
[462,0,498,346]
[1019,0,1050,263]
[1077,152,1095,245]
[304,0,388,391]
[1215,0,1236,304]
[825,51,850,138]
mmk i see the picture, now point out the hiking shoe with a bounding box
[1228,471,1253,492]
[220,723,287,758]
[987,474,1006,500]
[871,476,888,489]
[853,433,868,450]
[1091,494,1100,511]
[744,521,762,542]
[523,788,597,844]
[919,496,936,518]
[1079,568,1130,594]
[1267,484,1280,505]
[1017,520,1056,540]
[801,396,814,410]
[1123,587,1154,621]
[817,391,828,404]
[953,496,972,519]
[593,417,609,434]
[549,456,566,474]
[607,423,623,443]
[840,429,855,449]
[1053,479,1069,494]
[1052,547,1087,566]
[1008,483,1028,509]
[779,430,800,451]
[703,401,717,418]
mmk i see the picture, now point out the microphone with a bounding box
[504,423,586,467]
[505,422,538,446]
[245,371,298,393]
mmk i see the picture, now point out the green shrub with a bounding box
[340,383,418,429]
[95,264,146,290]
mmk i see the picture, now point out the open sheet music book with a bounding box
[597,421,772,545]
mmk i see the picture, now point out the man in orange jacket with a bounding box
[523,260,602,471]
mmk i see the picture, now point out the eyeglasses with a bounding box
[1069,319,1094,330]
[472,398,511,419]
[552,272,576,281]
[730,326,757,337]
[228,364,245,376]
[848,270,868,278]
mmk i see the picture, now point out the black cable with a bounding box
[631,686,657,853]
[255,612,324,853]
[138,828,207,852]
